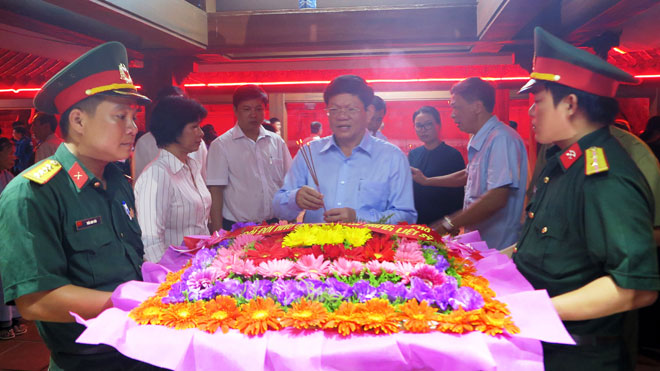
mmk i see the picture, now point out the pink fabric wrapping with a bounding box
[76,235,574,370]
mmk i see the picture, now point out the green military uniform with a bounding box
[514,27,660,370]
[0,145,147,370]
[513,127,660,369]
[0,42,160,370]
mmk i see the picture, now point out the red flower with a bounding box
[362,234,396,262]
[343,245,366,262]
[246,245,289,265]
[288,247,313,260]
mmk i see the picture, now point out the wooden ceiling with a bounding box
[0,0,659,92]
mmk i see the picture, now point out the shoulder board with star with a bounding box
[585,146,609,175]
[23,159,62,184]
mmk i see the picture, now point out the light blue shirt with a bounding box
[465,116,528,250]
[273,133,417,224]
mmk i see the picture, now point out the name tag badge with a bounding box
[75,216,102,231]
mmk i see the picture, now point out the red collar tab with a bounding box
[559,142,583,170]
[67,162,89,189]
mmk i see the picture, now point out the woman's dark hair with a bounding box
[542,81,619,125]
[323,75,374,108]
[412,106,441,126]
[149,95,207,148]
[232,85,268,108]
[450,77,495,113]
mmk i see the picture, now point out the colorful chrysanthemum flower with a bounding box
[399,299,438,333]
[159,301,205,330]
[358,298,401,334]
[198,296,239,334]
[323,302,362,336]
[281,298,328,329]
[256,259,296,279]
[234,297,285,336]
[294,254,331,280]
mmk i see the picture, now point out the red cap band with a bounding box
[54,70,135,114]
[534,57,619,97]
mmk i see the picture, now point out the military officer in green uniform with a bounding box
[0,43,163,370]
[512,27,660,370]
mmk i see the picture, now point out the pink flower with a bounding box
[394,262,426,284]
[394,239,425,264]
[294,254,330,279]
[257,259,295,278]
[411,265,446,287]
[365,260,398,275]
[237,259,257,276]
[216,245,245,259]
[187,268,221,292]
[330,258,364,276]
[232,234,264,250]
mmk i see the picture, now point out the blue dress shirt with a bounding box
[465,116,528,250]
[273,133,417,224]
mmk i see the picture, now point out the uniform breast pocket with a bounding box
[64,222,120,288]
[358,180,388,210]
[535,221,577,278]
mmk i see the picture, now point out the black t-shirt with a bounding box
[408,143,465,225]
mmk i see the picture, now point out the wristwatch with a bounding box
[440,216,458,234]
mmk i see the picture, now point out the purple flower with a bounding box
[448,286,484,311]
[324,278,352,298]
[163,281,187,304]
[213,279,244,297]
[231,222,257,232]
[271,280,305,305]
[244,279,273,300]
[192,248,218,270]
[406,277,435,304]
[377,281,407,301]
[302,279,327,299]
[352,280,378,302]
[433,282,457,311]
[434,255,450,272]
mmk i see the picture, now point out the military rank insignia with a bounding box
[585,147,609,175]
[23,159,62,184]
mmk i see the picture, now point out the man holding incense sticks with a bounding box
[207,84,292,232]
[273,75,417,224]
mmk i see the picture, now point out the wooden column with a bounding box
[269,93,287,140]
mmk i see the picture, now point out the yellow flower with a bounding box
[282,224,372,248]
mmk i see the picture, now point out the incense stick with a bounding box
[297,140,326,212]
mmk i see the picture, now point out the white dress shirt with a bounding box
[34,133,63,163]
[133,132,207,181]
[206,124,292,223]
[135,149,212,262]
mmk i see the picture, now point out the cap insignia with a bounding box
[118,63,133,84]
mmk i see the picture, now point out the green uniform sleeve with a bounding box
[0,180,71,303]
[583,173,660,290]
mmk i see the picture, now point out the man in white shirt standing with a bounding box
[207,84,292,232]
[30,112,63,163]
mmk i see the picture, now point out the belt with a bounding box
[570,333,621,346]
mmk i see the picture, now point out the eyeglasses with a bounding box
[414,122,435,131]
[325,107,363,117]
[239,106,265,114]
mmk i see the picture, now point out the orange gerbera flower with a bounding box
[324,302,362,336]
[462,275,495,299]
[198,296,240,334]
[160,301,205,330]
[129,296,167,325]
[281,298,328,329]
[359,298,401,334]
[157,269,187,296]
[235,297,285,336]
[399,299,438,333]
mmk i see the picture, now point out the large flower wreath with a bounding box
[130,222,519,337]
